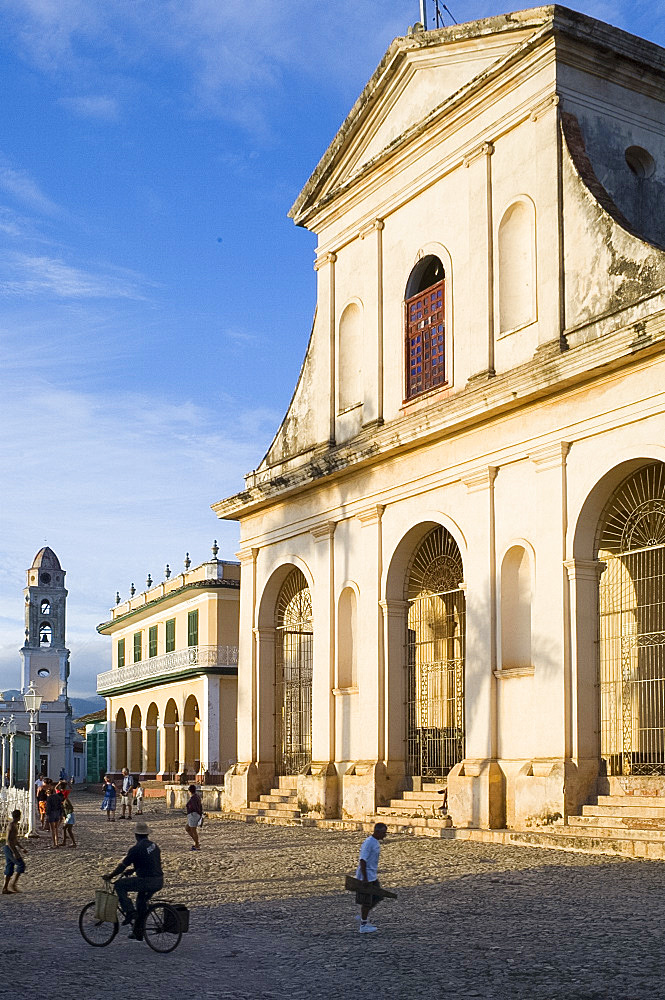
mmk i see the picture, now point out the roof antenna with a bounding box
[419,0,428,30]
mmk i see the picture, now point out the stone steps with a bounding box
[582,803,665,820]
[245,777,301,823]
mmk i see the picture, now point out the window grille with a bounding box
[133,631,142,663]
[188,610,199,648]
[405,278,446,400]
[405,526,465,779]
[275,569,313,776]
[117,638,125,669]
[149,625,158,659]
[165,618,175,653]
[598,462,665,775]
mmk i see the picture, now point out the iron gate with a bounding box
[406,527,465,779]
[599,463,665,775]
[275,568,313,775]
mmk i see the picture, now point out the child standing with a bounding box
[61,796,76,847]
[355,822,387,933]
[134,780,144,815]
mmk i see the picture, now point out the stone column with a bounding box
[530,94,564,350]
[157,721,169,780]
[464,142,495,381]
[359,218,385,427]
[313,251,337,445]
[564,557,605,805]
[144,724,157,778]
[199,673,221,780]
[448,466,504,829]
[225,548,265,810]
[298,522,338,819]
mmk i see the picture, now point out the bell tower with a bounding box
[20,547,70,702]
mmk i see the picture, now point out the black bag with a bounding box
[164,904,190,934]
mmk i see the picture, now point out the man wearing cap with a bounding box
[104,821,163,939]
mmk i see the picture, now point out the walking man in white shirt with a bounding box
[120,768,134,820]
[355,822,387,934]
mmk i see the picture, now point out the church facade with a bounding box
[215,7,665,828]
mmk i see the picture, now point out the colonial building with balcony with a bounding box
[97,546,239,782]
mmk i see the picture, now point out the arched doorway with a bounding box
[598,462,665,775]
[405,526,465,780]
[275,568,313,775]
[146,703,158,774]
[129,706,142,773]
[164,699,179,778]
[183,695,200,775]
[115,708,127,770]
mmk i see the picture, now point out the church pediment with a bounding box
[290,9,553,228]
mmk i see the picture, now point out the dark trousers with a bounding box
[115,875,163,930]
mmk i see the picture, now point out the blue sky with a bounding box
[0,0,662,696]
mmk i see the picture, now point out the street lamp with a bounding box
[7,716,16,787]
[0,718,7,788]
[23,686,42,837]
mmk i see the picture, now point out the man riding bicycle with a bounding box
[104,821,163,940]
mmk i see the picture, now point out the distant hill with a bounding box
[1,691,105,719]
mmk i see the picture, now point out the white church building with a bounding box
[214,6,665,830]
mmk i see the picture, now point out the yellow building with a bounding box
[97,547,239,782]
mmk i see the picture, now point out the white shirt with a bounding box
[355,835,381,881]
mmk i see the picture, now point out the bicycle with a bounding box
[79,879,188,953]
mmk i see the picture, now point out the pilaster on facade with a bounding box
[529,93,560,122]
[564,558,606,583]
[313,251,337,271]
[530,441,570,471]
[356,503,385,527]
[358,218,385,241]
[462,466,498,493]
[311,521,337,543]
[462,140,494,169]
[359,219,385,426]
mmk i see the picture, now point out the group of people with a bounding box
[35,775,76,848]
[100,768,144,821]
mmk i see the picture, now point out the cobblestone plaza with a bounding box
[0,791,663,999]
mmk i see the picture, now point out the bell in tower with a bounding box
[20,547,70,702]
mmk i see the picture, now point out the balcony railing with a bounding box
[97,644,238,694]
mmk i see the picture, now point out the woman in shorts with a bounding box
[185,784,203,851]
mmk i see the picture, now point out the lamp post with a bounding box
[7,716,16,787]
[23,686,43,837]
[0,718,7,788]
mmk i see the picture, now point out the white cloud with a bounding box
[0,252,147,299]
[60,94,120,120]
[0,382,278,695]
[0,161,61,216]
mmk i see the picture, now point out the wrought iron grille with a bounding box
[275,569,313,776]
[405,278,446,400]
[405,527,465,779]
[599,463,665,776]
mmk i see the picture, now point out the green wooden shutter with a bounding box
[166,618,176,652]
[188,609,199,647]
[133,631,142,662]
[149,625,158,658]
[117,638,125,669]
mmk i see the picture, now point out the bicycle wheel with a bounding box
[78,901,119,947]
[143,902,183,953]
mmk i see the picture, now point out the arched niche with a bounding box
[500,544,533,670]
[498,197,536,335]
[337,586,358,689]
[115,708,127,770]
[338,301,363,412]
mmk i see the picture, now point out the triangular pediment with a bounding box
[290,7,555,227]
